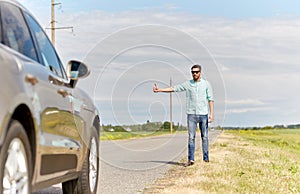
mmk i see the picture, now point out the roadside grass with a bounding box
[100,130,182,140]
[144,129,300,194]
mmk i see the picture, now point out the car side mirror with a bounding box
[66,60,90,88]
[67,60,90,80]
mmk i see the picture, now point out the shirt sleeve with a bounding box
[206,81,214,101]
[173,81,187,92]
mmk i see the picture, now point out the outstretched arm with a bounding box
[153,83,174,93]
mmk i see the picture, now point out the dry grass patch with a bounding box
[144,129,300,194]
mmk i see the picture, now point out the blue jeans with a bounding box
[187,114,209,161]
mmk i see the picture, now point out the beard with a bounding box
[193,75,200,82]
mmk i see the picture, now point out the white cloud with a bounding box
[225,107,275,114]
[225,99,265,106]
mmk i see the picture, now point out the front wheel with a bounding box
[63,130,99,194]
[0,120,32,194]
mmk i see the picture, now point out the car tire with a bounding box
[62,130,99,194]
[0,120,32,194]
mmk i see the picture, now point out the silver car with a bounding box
[0,0,100,193]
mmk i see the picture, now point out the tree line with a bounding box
[101,121,187,132]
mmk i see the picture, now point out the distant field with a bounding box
[144,129,300,193]
[100,131,176,140]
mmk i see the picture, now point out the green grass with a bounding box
[100,130,177,140]
[234,129,300,154]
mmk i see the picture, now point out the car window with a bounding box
[0,3,38,61]
[24,13,67,79]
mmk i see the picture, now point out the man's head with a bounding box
[191,64,201,81]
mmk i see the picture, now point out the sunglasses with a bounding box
[191,71,200,74]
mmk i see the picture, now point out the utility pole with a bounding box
[170,77,173,134]
[49,0,73,47]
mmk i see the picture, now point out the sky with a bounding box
[18,0,300,127]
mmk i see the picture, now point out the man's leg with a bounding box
[199,115,209,162]
[187,114,197,163]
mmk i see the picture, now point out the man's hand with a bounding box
[153,83,159,93]
[208,115,214,123]
[153,84,173,93]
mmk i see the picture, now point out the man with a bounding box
[153,64,214,166]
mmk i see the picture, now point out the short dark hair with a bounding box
[191,64,201,71]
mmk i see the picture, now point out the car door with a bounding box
[23,11,85,175]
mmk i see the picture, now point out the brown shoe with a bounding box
[204,160,209,163]
[184,160,194,167]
